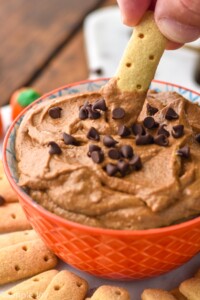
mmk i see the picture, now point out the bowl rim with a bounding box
[3,78,200,237]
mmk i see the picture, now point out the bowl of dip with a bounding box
[3,78,200,279]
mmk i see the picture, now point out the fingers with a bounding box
[155,0,200,43]
[117,0,151,26]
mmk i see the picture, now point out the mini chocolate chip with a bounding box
[79,107,88,120]
[103,135,118,147]
[93,99,107,111]
[87,107,101,119]
[118,125,131,137]
[87,127,100,141]
[132,123,146,136]
[105,163,118,176]
[120,145,134,158]
[112,107,125,119]
[117,160,130,176]
[143,116,159,129]
[147,103,158,116]
[88,144,101,157]
[157,124,170,137]
[172,125,184,138]
[48,141,62,155]
[108,148,121,160]
[0,196,5,206]
[195,133,200,143]
[177,145,190,159]
[165,107,179,120]
[129,155,142,170]
[91,150,104,164]
[154,134,169,146]
[90,68,103,75]
[63,133,79,145]
[135,133,154,145]
[48,107,62,119]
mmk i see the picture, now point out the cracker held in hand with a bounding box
[0,160,18,202]
[102,11,166,125]
[141,289,177,300]
[0,229,38,249]
[0,270,58,300]
[39,270,88,300]
[88,285,130,300]
[0,202,31,233]
[0,239,57,285]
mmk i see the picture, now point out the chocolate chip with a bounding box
[195,133,200,143]
[147,103,158,116]
[103,136,118,147]
[177,145,190,159]
[93,99,107,111]
[63,133,79,145]
[48,141,62,155]
[143,116,159,129]
[87,107,101,119]
[118,125,131,137]
[129,155,142,170]
[91,150,104,164]
[48,107,62,119]
[108,148,121,160]
[88,144,101,157]
[154,134,169,146]
[171,125,184,138]
[112,107,125,119]
[157,124,170,137]
[105,163,118,176]
[120,145,134,158]
[132,123,145,136]
[117,160,130,176]
[79,107,88,120]
[0,195,5,206]
[87,127,100,141]
[135,133,154,145]
[165,107,179,120]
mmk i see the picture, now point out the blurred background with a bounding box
[0,0,199,107]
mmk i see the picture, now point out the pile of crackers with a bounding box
[0,159,199,299]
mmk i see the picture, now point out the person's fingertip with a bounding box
[165,41,183,50]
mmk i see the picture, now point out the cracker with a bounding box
[0,160,18,203]
[141,289,177,300]
[0,202,31,233]
[179,277,200,300]
[0,269,58,300]
[88,285,130,300]
[115,11,166,93]
[0,239,57,285]
[0,229,38,249]
[170,288,187,300]
[39,270,88,300]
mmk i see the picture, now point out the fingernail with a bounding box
[157,18,200,43]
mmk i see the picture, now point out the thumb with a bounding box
[155,0,200,44]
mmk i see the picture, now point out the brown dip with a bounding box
[15,83,200,230]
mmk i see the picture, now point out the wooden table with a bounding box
[0,0,116,105]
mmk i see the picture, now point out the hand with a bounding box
[117,0,200,49]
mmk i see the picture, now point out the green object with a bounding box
[17,89,41,107]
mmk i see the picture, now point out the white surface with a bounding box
[1,110,200,299]
[84,6,200,93]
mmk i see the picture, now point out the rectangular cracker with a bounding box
[0,238,57,285]
[179,277,200,300]
[0,269,58,300]
[88,285,130,300]
[0,202,32,233]
[141,289,177,300]
[39,270,88,300]
[0,160,18,202]
[115,11,166,93]
[0,229,38,249]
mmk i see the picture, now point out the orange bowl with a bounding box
[3,79,200,280]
